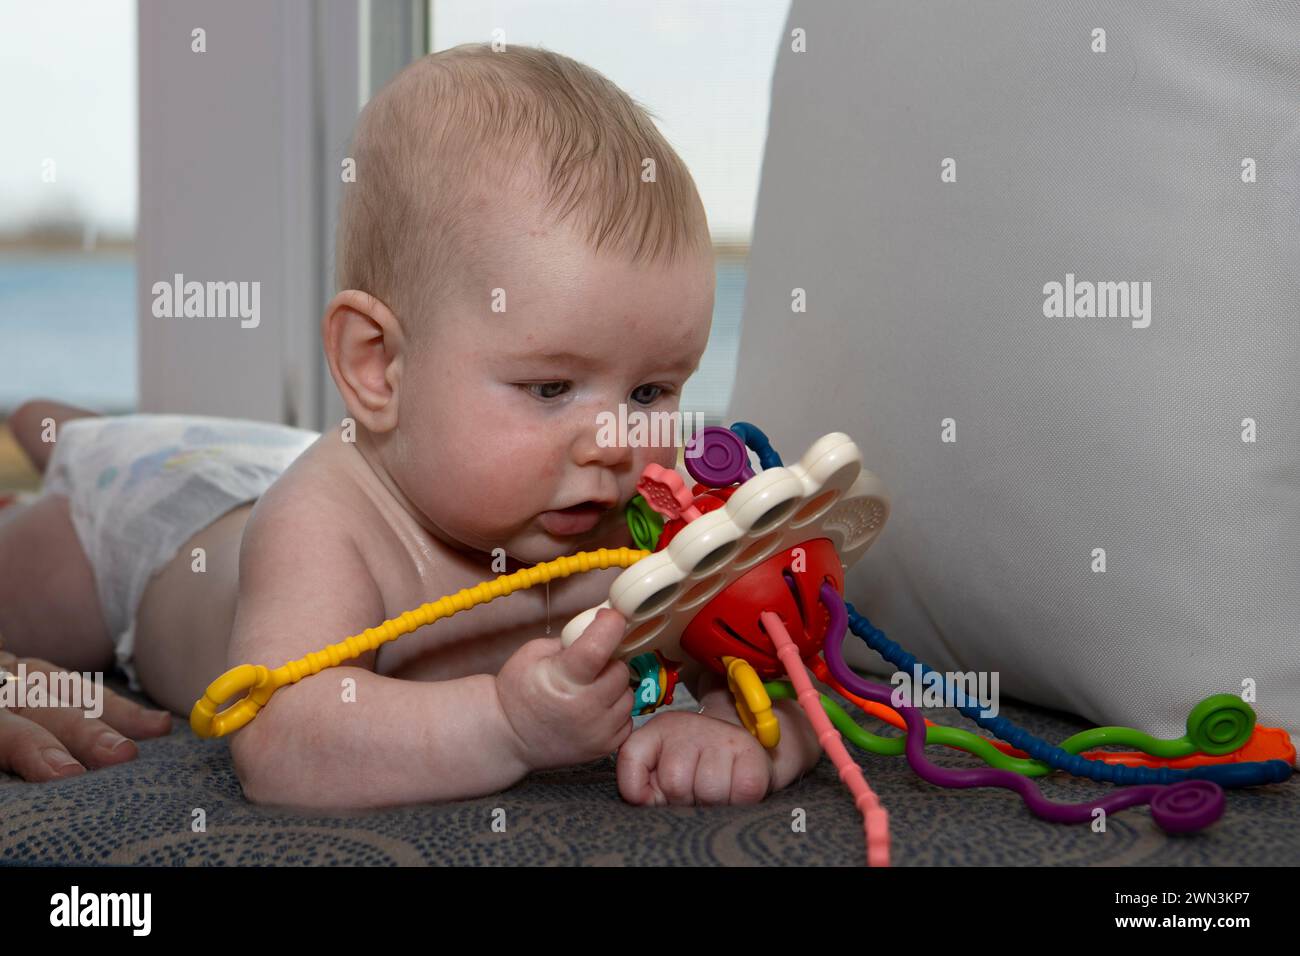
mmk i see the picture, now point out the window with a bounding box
[0,0,138,419]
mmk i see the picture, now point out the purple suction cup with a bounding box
[684,426,754,487]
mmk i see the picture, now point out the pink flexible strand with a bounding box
[760,610,890,867]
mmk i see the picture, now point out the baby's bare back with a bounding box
[133,426,619,718]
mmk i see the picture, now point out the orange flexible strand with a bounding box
[1002,725,1296,769]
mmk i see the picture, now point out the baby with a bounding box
[0,44,821,808]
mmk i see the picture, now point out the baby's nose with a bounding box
[574,423,634,467]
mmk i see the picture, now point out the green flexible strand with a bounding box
[764,680,1049,776]
[1051,725,1191,759]
[1047,694,1256,758]
[763,684,1256,776]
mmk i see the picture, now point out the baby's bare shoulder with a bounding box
[230,434,388,665]
[244,428,383,549]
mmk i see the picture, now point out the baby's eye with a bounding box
[630,384,668,405]
[521,381,570,400]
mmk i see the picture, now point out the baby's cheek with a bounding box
[458,444,553,525]
[636,444,678,480]
[455,462,522,512]
[529,448,564,486]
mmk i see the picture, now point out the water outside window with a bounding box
[0,0,137,493]
[0,0,138,417]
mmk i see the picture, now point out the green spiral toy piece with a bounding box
[624,494,664,551]
[1185,694,1256,755]
[763,683,1259,776]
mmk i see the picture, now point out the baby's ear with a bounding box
[321,289,405,433]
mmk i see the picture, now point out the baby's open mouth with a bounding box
[539,501,611,537]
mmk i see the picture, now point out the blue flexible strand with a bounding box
[728,421,783,470]
[843,602,1292,790]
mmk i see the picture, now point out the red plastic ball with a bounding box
[679,537,843,679]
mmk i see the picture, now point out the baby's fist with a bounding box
[496,607,634,772]
[617,711,772,807]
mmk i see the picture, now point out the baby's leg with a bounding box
[0,400,112,669]
[132,502,253,716]
[0,493,115,671]
[7,399,100,472]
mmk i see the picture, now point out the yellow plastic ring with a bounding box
[723,655,780,749]
[190,664,276,738]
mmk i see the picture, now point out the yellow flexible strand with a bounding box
[190,547,649,739]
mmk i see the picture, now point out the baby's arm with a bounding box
[225,500,529,809]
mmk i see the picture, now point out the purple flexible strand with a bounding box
[816,584,1224,831]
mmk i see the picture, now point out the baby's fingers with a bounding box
[594,659,633,708]
[729,747,773,805]
[557,608,628,685]
[617,725,666,806]
[5,700,142,771]
[95,686,173,740]
[694,747,736,807]
[4,653,171,739]
[655,740,703,807]
[0,709,86,781]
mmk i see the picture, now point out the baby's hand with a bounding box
[496,608,634,772]
[617,710,774,807]
[0,650,172,782]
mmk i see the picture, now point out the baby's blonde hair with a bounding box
[335,43,711,329]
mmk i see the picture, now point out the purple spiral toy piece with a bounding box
[684,426,755,487]
[816,585,1226,834]
[1149,781,1226,834]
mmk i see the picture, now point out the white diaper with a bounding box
[39,414,320,690]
